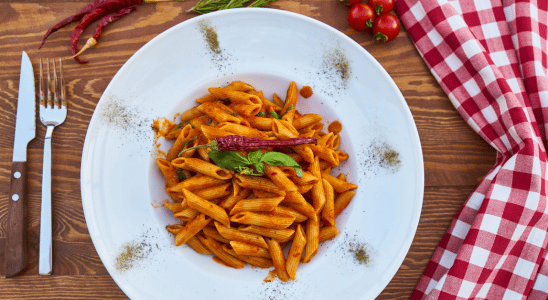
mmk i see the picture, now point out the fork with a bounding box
[38,58,67,275]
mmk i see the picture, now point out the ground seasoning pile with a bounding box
[313,46,352,98]
[349,241,371,265]
[360,140,402,176]
[100,98,151,144]
[114,241,152,272]
[113,228,163,273]
[198,21,232,73]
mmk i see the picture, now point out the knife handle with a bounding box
[5,161,29,278]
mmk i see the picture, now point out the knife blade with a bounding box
[5,51,35,278]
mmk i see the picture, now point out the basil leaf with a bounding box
[248,150,262,165]
[253,162,265,174]
[209,150,250,171]
[256,112,268,117]
[260,152,303,177]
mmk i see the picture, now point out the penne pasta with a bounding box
[286,224,306,280]
[267,238,290,282]
[183,189,230,227]
[175,213,212,246]
[172,157,232,180]
[230,211,295,229]
[214,222,268,249]
[230,241,271,258]
[155,80,358,281]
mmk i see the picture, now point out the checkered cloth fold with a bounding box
[395,0,548,299]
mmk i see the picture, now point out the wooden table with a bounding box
[0,1,497,299]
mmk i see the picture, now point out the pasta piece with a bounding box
[166,224,183,234]
[292,113,323,130]
[220,188,253,211]
[266,238,290,282]
[202,225,231,244]
[175,213,211,246]
[310,156,326,214]
[286,224,306,280]
[334,191,356,217]
[302,218,319,263]
[264,165,299,192]
[280,81,298,124]
[164,202,185,213]
[321,178,335,227]
[166,124,196,161]
[216,122,268,139]
[283,191,317,221]
[223,247,273,268]
[229,196,285,215]
[193,183,233,201]
[234,174,286,195]
[319,226,338,242]
[183,188,230,227]
[156,158,179,188]
[186,234,213,255]
[310,144,339,166]
[230,241,271,258]
[180,106,203,121]
[272,206,308,223]
[197,101,250,126]
[239,225,295,242]
[230,211,295,229]
[322,173,358,193]
[167,175,229,193]
[171,157,232,180]
[214,222,268,249]
[199,235,245,269]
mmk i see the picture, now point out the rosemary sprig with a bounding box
[189,0,278,14]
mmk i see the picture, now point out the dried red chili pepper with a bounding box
[69,6,137,60]
[71,0,144,64]
[182,135,317,153]
[38,0,109,49]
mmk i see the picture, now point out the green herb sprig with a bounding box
[189,0,278,14]
[208,149,303,177]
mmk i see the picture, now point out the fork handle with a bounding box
[39,125,54,275]
[5,161,29,278]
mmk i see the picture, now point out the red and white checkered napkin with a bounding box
[394,0,548,298]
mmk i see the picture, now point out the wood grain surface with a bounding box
[0,0,497,299]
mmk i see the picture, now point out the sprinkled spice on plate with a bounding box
[114,241,151,272]
[349,242,371,265]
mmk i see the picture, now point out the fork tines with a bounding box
[39,58,65,109]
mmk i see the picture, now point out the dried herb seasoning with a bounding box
[349,242,371,265]
[114,241,151,272]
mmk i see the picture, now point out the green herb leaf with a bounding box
[279,104,294,118]
[260,152,303,177]
[236,166,262,176]
[253,162,265,174]
[256,112,268,117]
[209,150,250,171]
[177,168,187,181]
[248,150,262,165]
[206,118,213,126]
[270,111,280,119]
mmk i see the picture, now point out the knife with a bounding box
[5,51,35,278]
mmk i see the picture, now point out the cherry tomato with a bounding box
[368,0,395,15]
[372,14,400,43]
[341,0,362,7]
[347,3,376,32]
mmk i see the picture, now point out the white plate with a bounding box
[81,8,423,300]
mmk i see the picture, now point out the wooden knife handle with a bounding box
[5,161,29,278]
